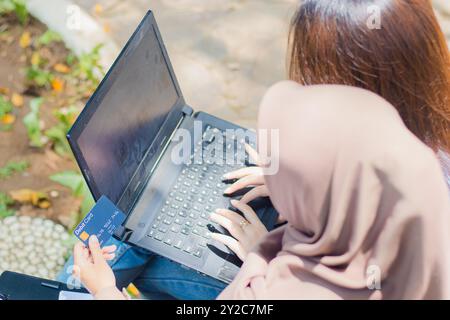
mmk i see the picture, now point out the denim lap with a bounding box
[57,238,226,299]
[134,255,227,300]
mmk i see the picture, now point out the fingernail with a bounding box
[223,187,231,194]
[90,235,98,244]
[230,199,238,205]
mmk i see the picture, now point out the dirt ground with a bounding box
[0,14,85,228]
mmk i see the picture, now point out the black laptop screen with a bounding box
[77,26,179,204]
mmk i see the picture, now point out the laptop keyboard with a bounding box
[146,125,254,260]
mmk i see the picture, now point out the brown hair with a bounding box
[289,0,450,152]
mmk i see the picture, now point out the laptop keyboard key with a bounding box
[174,239,183,249]
[193,248,204,258]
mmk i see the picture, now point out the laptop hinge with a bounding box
[181,104,194,116]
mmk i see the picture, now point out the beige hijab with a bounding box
[219,83,450,300]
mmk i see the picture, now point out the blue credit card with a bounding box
[73,195,126,246]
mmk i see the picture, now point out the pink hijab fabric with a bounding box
[219,83,450,300]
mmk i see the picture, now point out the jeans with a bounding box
[57,237,227,300]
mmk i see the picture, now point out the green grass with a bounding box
[36,30,62,46]
[50,170,95,229]
[23,97,45,147]
[45,106,79,156]
[0,192,14,218]
[0,94,14,131]
[0,160,28,179]
[70,44,104,83]
[0,0,28,25]
[26,65,54,88]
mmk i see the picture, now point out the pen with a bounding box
[41,281,60,290]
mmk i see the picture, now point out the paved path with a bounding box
[72,0,450,128]
[72,0,297,128]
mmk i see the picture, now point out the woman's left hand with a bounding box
[209,199,268,261]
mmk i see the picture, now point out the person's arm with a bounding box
[73,236,127,300]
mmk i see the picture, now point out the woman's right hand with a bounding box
[222,144,269,203]
[73,236,117,296]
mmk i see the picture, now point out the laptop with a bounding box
[67,11,279,283]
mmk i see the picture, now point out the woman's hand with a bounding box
[101,244,117,261]
[222,144,269,203]
[210,199,268,261]
[73,236,117,295]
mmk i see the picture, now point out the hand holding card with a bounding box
[73,236,119,296]
[74,195,126,246]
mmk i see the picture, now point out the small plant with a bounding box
[0,192,15,218]
[26,65,54,88]
[50,171,95,226]
[36,30,62,46]
[71,44,104,84]
[23,97,46,147]
[0,94,14,130]
[45,106,79,156]
[0,160,28,179]
[0,0,28,25]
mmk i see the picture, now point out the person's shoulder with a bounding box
[437,149,450,189]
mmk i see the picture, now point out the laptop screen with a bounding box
[75,22,180,204]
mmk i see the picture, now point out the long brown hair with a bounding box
[289,0,450,152]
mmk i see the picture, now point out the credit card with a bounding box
[73,195,126,246]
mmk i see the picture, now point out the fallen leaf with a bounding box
[31,52,40,66]
[19,31,31,48]
[94,4,103,15]
[11,93,24,107]
[9,189,52,209]
[0,114,16,125]
[51,78,64,92]
[0,87,9,95]
[53,63,71,73]
[103,23,111,33]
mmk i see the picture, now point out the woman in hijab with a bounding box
[74,82,450,299]
[60,0,450,299]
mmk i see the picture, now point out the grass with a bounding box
[26,65,54,88]
[0,0,28,25]
[0,94,14,131]
[0,192,15,218]
[23,97,45,147]
[0,160,29,179]
[36,30,62,46]
[45,106,79,156]
[50,171,95,229]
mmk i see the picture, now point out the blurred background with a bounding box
[0,0,449,281]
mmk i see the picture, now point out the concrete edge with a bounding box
[24,0,119,71]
